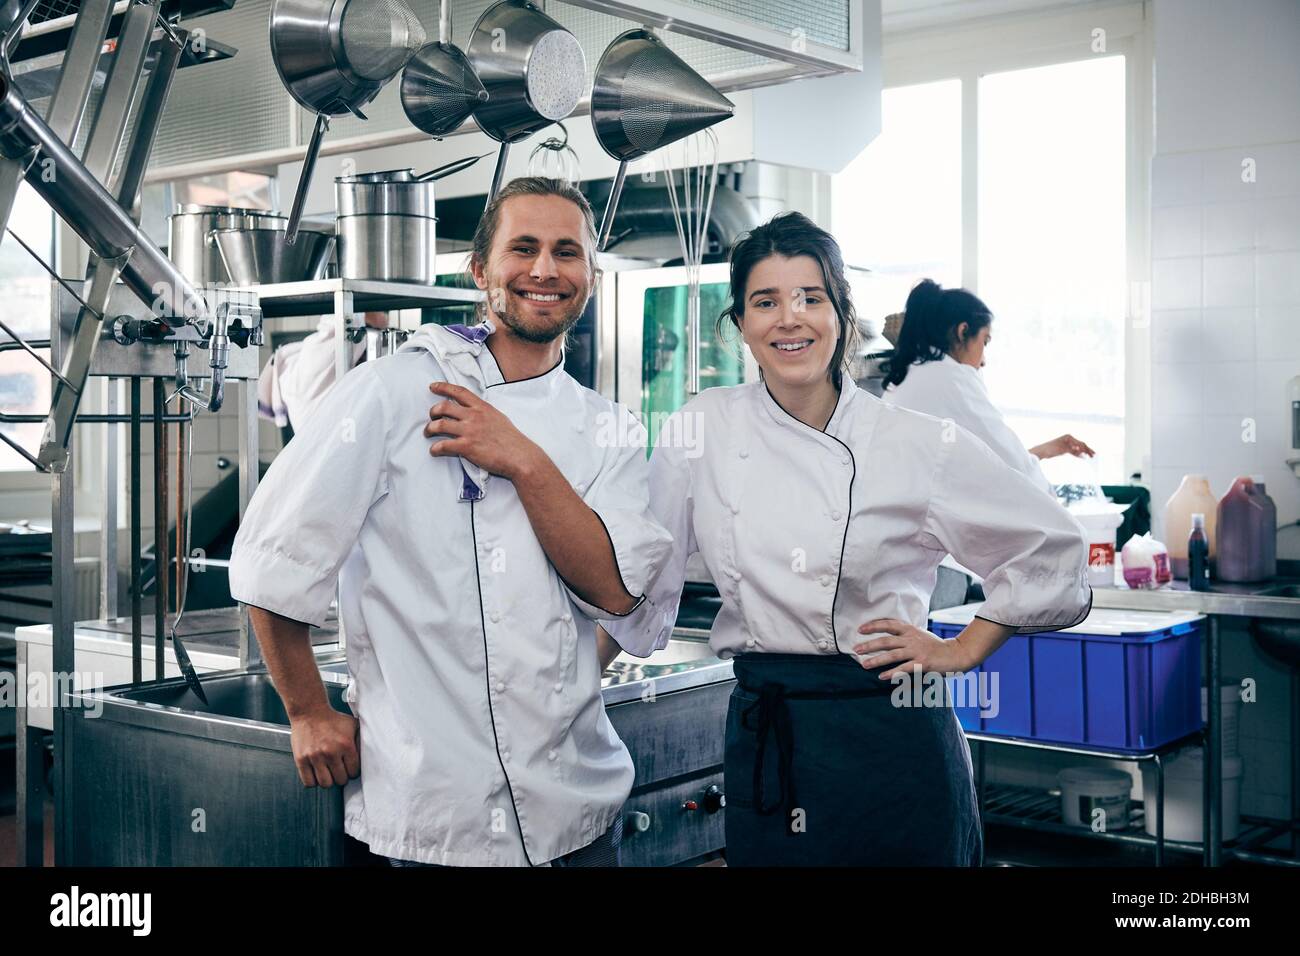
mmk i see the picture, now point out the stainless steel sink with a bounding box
[119,670,350,723]
[63,671,349,865]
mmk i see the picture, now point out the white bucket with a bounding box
[1142,749,1243,843]
[1202,683,1242,758]
[1059,766,1132,831]
[1073,510,1125,588]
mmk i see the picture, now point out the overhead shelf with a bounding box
[236,277,484,318]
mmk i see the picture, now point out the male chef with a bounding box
[228,176,672,867]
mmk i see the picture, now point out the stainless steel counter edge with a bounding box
[66,652,736,744]
[1090,586,1300,619]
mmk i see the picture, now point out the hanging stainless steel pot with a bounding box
[466,0,586,200]
[269,0,426,243]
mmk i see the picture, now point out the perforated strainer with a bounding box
[270,0,426,241]
[590,29,734,250]
[467,0,586,201]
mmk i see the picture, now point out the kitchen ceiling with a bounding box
[882,0,1101,33]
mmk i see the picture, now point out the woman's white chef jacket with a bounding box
[885,355,1055,498]
[229,321,672,866]
[606,377,1091,660]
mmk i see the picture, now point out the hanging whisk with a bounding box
[661,128,719,396]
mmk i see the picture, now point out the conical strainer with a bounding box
[271,0,427,242]
[400,0,487,138]
[590,29,734,249]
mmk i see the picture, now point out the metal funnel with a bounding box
[590,29,733,249]
[400,0,487,138]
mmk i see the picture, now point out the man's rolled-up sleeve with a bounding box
[228,363,391,627]
[565,404,674,628]
[923,425,1092,634]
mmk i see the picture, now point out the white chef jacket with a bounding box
[229,320,672,865]
[256,317,366,431]
[885,355,1055,498]
[606,377,1091,660]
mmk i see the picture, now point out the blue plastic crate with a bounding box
[930,604,1203,753]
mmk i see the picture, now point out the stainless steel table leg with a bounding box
[14,642,45,867]
[1204,614,1222,867]
[1153,752,1164,867]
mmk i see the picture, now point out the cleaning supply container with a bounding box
[930,604,1204,752]
[1058,766,1133,831]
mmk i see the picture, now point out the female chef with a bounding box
[883,279,1094,497]
[603,212,1091,866]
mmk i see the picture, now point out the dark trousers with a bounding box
[724,653,983,867]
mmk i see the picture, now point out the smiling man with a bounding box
[228,177,672,867]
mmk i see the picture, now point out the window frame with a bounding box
[857,0,1152,481]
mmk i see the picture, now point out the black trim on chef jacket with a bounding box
[469,497,535,867]
[975,580,1095,635]
[760,383,857,656]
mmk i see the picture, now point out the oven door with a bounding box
[615,263,759,445]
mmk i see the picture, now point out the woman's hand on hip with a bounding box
[853,619,975,679]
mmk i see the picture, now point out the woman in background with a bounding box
[884,280,1094,498]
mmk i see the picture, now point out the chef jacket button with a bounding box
[501,751,510,762]
[554,682,564,693]
[730,570,742,581]
[820,575,832,587]
[831,510,842,521]
[561,612,572,624]
[495,681,506,694]
[745,638,755,649]
[489,611,500,623]
[841,456,850,466]
[730,503,740,515]
[547,750,558,762]
[575,482,587,494]
[818,640,830,650]
[738,449,748,459]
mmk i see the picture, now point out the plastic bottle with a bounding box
[1188,513,1210,591]
[1250,476,1278,580]
[1164,475,1217,578]
[1216,476,1267,582]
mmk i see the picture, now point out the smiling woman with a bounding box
[603,209,1091,867]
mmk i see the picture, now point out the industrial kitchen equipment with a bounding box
[466,0,586,201]
[400,0,487,140]
[269,0,426,242]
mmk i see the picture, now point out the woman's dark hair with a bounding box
[717,211,859,388]
[882,279,993,388]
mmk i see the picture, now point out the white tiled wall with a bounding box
[1142,0,1300,827]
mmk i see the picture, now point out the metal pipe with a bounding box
[0,72,209,324]
[153,378,166,681]
[130,378,141,685]
[114,17,184,205]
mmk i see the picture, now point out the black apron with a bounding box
[724,653,983,867]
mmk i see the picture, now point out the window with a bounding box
[833,79,962,324]
[0,184,55,473]
[834,31,1137,484]
[978,56,1127,484]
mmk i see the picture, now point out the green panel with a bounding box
[641,282,740,450]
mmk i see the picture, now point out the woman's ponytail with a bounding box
[882,279,992,387]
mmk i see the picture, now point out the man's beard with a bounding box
[492,287,588,344]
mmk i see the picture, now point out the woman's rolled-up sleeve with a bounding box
[601,412,696,658]
[228,363,391,628]
[565,404,674,627]
[923,424,1091,634]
